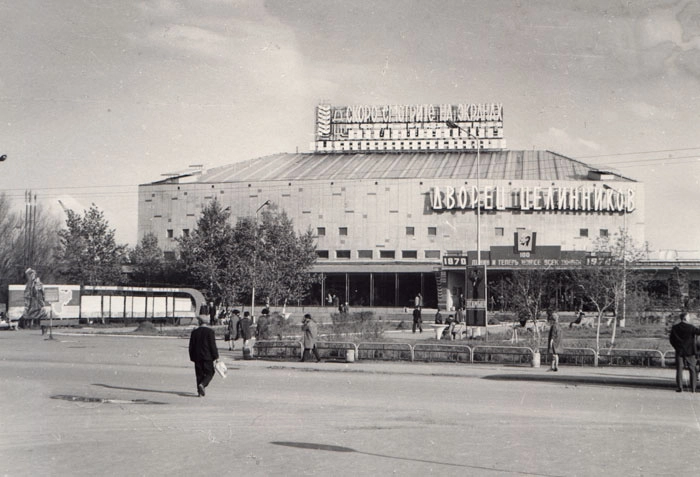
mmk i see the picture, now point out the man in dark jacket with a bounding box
[237,311,254,359]
[669,312,700,393]
[412,307,422,333]
[189,317,219,397]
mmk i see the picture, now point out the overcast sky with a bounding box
[1,0,699,253]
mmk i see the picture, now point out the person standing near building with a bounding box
[414,293,423,308]
[189,317,219,397]
[458,293,466,310]
[226,309,240,351]
[301,314,321,362]
[547,311,563,372]
[237,311,254,358]
[412,306,423,333]
[669,312,700,392]
[208,301,218,325]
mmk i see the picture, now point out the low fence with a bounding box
[253,340,674,368]
[413,343,471,363]
[473,345,533,366]
[537,347,598,367]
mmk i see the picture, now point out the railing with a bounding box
[253,340,675,369]
[413,343,472,363]
[596,348,665,367]
[663,350,675,367]
[357,342,413,361]
[538,347,598,367]
[254,340,301,360]
[472,345,533,366]
[315,341,358,361]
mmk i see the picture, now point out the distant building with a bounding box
[138,102,648,310]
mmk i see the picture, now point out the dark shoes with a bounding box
[198,384,206,397]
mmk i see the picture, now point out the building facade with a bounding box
[138,103,645,311]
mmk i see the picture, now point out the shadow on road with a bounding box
[483,373,673,390]
[93,383,197,398]
[270,441,562,476]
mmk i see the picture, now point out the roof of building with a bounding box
[148,150,634,185]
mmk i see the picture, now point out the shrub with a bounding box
[328,311,386,342]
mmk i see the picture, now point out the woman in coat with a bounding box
[301,314,321,362]
[547,311,564,371]
[226,310,240,351]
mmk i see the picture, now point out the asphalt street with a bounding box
[1,330,699,476]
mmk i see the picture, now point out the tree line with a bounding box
[0,195,318,309]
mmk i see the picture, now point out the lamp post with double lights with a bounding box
[446,120,481,265]
[251,200,270,320]
[603,184,627,327]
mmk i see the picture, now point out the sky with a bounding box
[1,0,700,253]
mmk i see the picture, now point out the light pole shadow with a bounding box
[270,441,562,476]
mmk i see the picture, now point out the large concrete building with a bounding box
[138,103,645,311]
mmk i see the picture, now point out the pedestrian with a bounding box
[256,308,272,340]
[434,309,443,324]
[455,307,465,325]
[237,311,254,358]
[300,314,321,362]
[208,301,217,325]
[188,317,220,397]
[414,293,423,308]
[445,314,455,339]
[412,307,423,333]
[669,312,700,393]
[226,309,240,351]
[547,310,563,372]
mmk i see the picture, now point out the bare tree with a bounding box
[0,193,62,303]
[503,268,556,348]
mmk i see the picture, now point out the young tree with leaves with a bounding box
[177,200,242,309]
[129,233,165,286]
[254,207,318,309]
[56,205,127,286]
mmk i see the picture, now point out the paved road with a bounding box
[1,330,699,476]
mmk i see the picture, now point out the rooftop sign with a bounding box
[313,103,506,153]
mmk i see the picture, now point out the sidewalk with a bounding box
[47,327,681,392]
[223,347,679,392]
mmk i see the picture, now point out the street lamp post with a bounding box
[603,184,627,327]
[446,120,481,264]
[251,200,270,320]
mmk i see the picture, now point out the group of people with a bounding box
[326,293,350,315]
[223,309,254,351]
[188,309,323,397]
[189,299,700,397]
